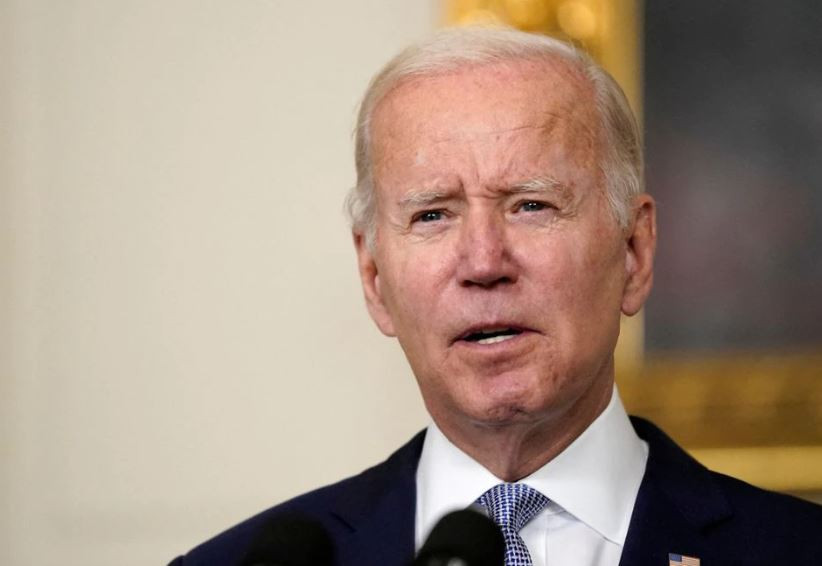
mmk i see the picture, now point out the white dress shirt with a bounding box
[415,386,648,566]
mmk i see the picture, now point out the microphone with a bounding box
[238,513,335,566]
[411,508,505,566]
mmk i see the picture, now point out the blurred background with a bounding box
[2,1,820,565]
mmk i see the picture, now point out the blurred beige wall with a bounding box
[1,1,437,564]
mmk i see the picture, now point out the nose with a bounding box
[456,210,518,288]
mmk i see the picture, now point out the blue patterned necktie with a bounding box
[475,483,549,566]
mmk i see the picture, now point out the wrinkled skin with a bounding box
[355,58,656,480]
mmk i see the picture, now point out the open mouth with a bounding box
[459,327,524,345]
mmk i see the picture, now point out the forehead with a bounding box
[369,58,600,188]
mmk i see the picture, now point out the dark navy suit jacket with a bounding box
[170,418,822,565]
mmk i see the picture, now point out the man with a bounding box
[171,27,822,565]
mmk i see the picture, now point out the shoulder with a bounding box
[699,465,822,563]
[628,416,822,562]
[169,430,426,566]
[710,468,822,533]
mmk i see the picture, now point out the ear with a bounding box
[621,194,657,316]
[353,232,397,337]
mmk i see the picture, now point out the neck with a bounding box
[436,379,613,482]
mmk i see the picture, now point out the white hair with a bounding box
[345,26,644,247]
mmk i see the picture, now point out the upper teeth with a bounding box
[477,334,516,345]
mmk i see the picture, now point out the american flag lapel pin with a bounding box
[668,553,700,565]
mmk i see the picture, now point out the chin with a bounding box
[476,373,584,425]
[464,387,555,427]
[471,404,537,427]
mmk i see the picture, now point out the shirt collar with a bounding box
[415,386,648,547]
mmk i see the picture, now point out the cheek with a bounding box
[526,233,623,328]
[565,243,626,346]
[380,249,451,335]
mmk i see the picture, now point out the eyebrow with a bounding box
[398,189,455,209]
[509,175,569,195]
[396,175,572,209]
[509,175,576,205]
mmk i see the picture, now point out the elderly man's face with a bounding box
[356,59,653,433]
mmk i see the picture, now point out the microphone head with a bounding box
[239,513,335,566]
[413,508,505,566]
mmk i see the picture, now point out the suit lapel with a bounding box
[619,418,733,565]
[329,430,426,565]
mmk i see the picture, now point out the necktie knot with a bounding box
[475,483,548,565]
[476,483,549,533]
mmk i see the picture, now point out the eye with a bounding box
[516,201,548,213]
[414,210,445,223]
